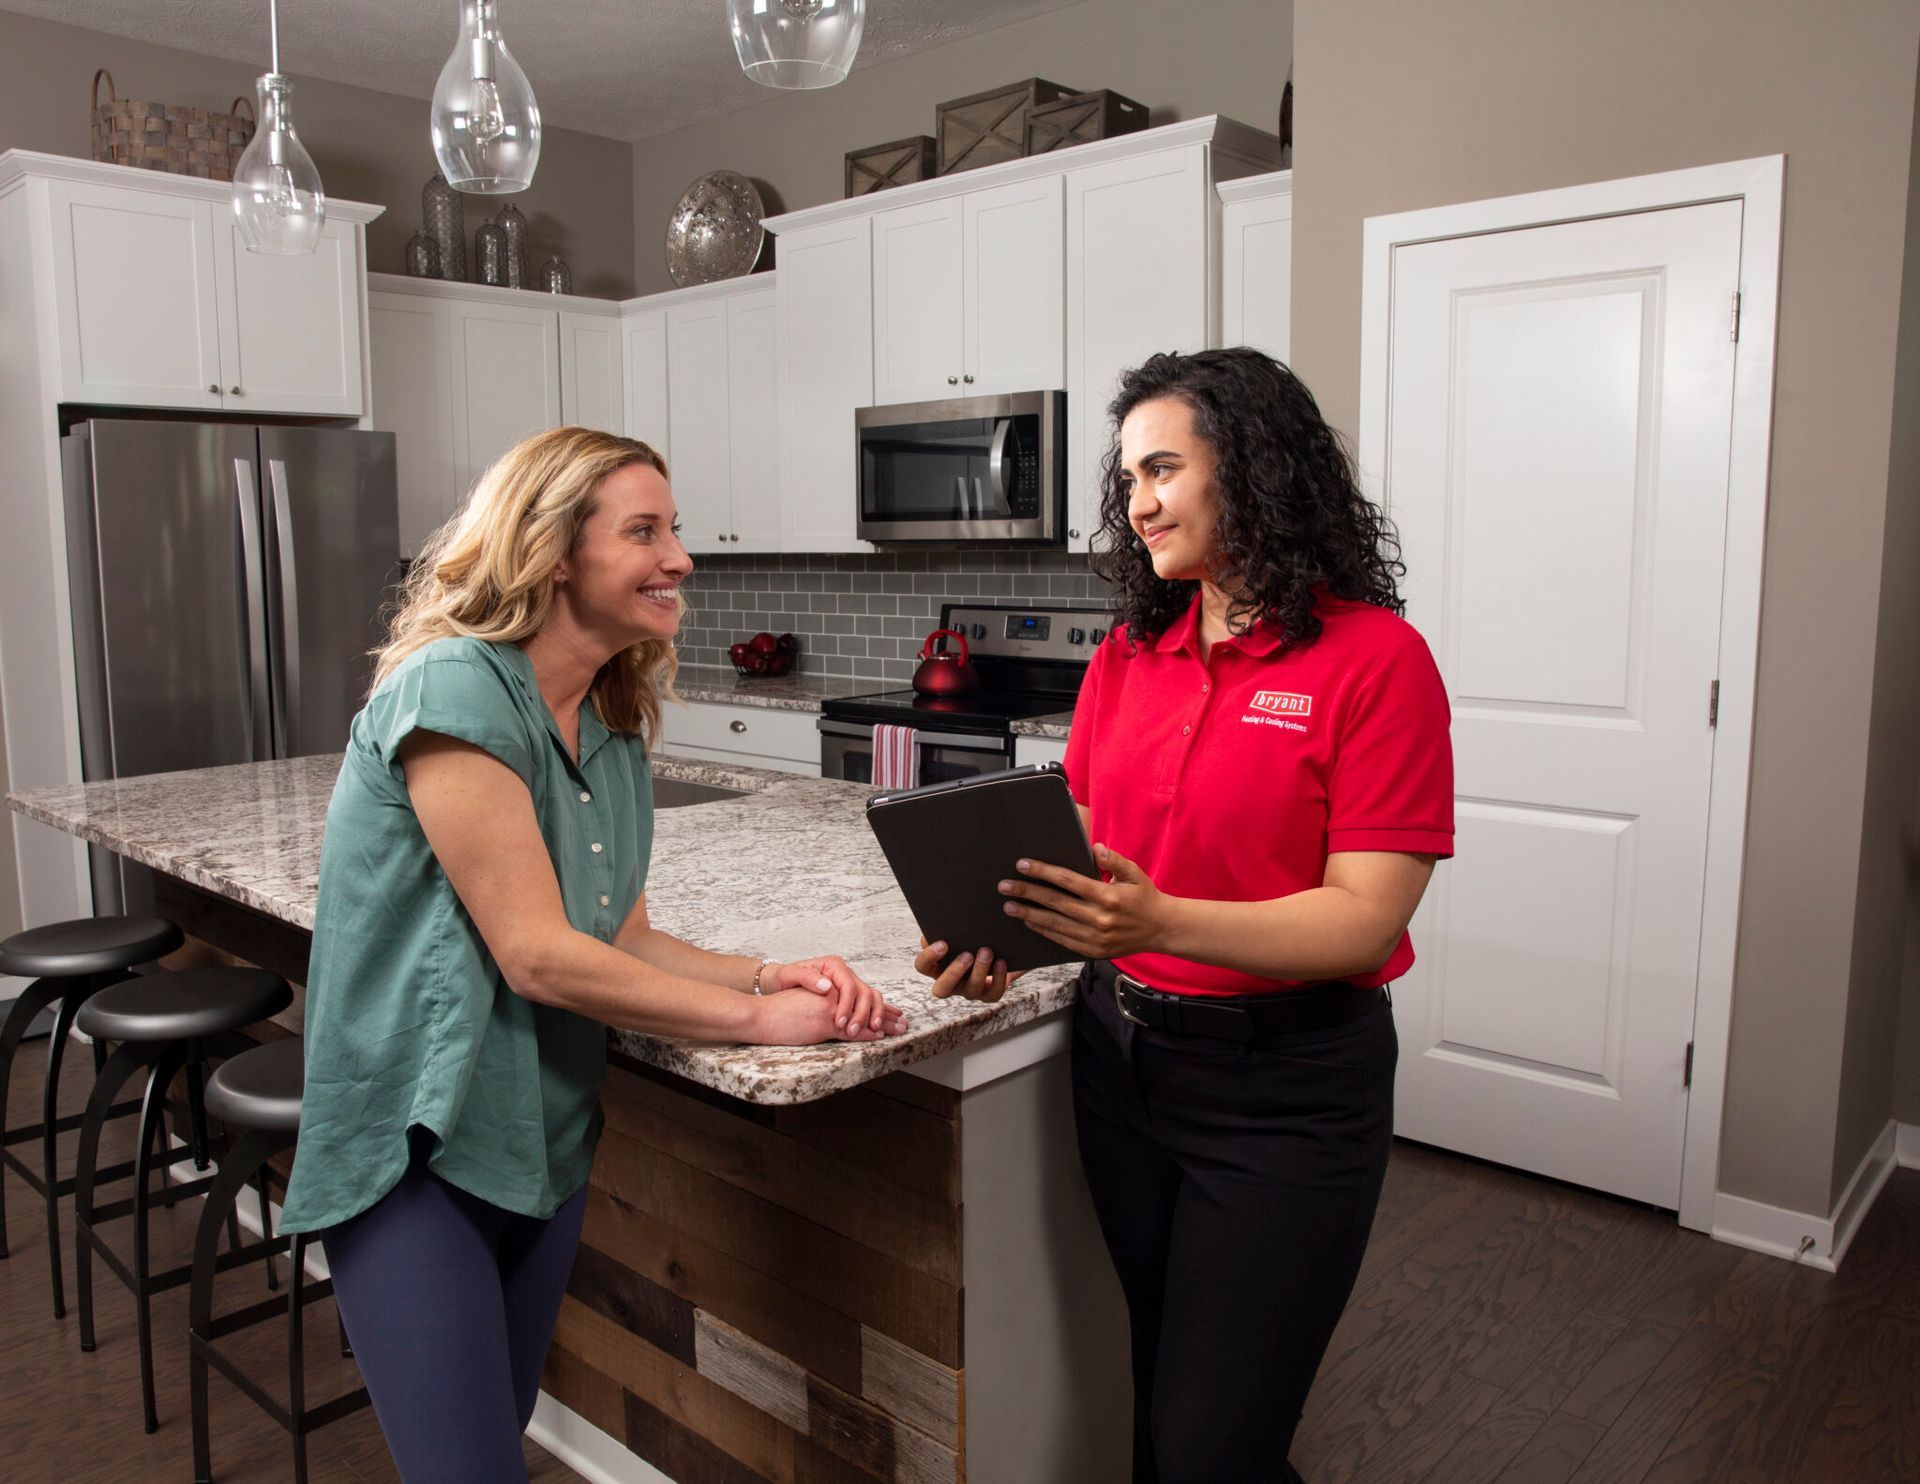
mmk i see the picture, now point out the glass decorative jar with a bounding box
[475,218,508,286]
[539,256,572,295]
[405,230,442,278]
[422,171,467,281]
[496,202,530,288]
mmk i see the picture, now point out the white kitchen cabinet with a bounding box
[368,290,457,557]
[624,309,670,456]
[726,287,782,550]
[666,297,733,552]
[1013,734,1070,769]
[1219,171,1293,362]
[45,174,366,415]
[448,297,563,498]
[1065,144,1212,553]
[658,700,821,776]
[870,176,1064,406]
[560,310,625,431]
[775,218,874,552]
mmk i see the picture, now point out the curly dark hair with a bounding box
[1092,347,1404,650]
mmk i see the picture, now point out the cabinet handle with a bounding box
[208,383,220,394]
[947,375,959,385]
[1069,528,1080,539]
[963,374,975,384]
[729,719,748,734]
[229,385,243,395]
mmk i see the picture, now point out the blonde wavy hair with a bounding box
[373,426,680,743]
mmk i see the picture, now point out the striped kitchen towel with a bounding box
[873,723,920,790]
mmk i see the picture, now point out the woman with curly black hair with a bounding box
[919,348,1454,1482]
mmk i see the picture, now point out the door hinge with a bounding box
[1730,291,1742,342]
[1708,679,1720,728]
[1683,1040,1695,1088]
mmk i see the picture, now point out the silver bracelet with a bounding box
[750,958,773,995]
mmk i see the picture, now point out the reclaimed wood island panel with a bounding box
[10,752,1129,1483]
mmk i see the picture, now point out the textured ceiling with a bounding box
[5,0,1088,141]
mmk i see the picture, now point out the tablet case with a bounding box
[866,763,1098,974]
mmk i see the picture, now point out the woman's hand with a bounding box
[997,844,1172,960]
[762,955,902,1037]
[911,939,1022,1003]
[750,986,907,1046]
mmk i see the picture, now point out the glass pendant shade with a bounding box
[232,73,325,255]
[728,0,865,90]
[431,0,541,192]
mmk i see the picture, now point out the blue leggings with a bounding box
[320,1141,589,1483]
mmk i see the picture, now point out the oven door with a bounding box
[855,390,1063,544]
[818,718,1012,786]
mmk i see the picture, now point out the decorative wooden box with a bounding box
[845,135,938,198]
[935,78,1078,175]
[1025,89,1150,155]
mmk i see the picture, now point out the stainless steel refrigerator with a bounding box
[61,418,400,913]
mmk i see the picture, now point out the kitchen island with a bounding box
[9,751,1129,1484]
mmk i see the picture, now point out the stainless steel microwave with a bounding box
[855,390,1066,544]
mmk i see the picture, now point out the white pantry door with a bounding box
[1385,199,1743,1208]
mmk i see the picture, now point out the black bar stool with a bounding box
[190,1036,368,1484]
[71,966,292,1433]
[0,914,183,1318]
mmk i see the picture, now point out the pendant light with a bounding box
[231,0,325,255]
[431,0,541,193]
[728,0,865,90]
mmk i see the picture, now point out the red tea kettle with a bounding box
[911,628,980,695]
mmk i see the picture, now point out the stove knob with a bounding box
[1091,627,1107,644]
[1067,627,1085,645]
[971,623,986,640]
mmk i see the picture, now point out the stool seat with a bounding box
[205,1038,303,1134]
[75,968,290,1044]
[0,915,182,978]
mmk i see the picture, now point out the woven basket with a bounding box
[89,70,256,181]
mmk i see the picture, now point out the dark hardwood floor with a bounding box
[5,1028,1915,1482]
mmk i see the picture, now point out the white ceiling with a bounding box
[6,0,1088,141]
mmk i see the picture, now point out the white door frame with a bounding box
[1357,156,1784,1234]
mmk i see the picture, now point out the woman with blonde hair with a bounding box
[277,426,903,1481]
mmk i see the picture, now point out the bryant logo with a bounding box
[1248,691,1312,719]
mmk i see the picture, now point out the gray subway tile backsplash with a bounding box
[677,550,1110,686]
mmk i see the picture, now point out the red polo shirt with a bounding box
[1063,593,1453,997]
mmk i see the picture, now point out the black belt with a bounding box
[1089,959,1382,1043]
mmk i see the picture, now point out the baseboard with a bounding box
[1711,1120,1899,1271]
[1897,1122,1920,1170]
[205,1148,679,1484]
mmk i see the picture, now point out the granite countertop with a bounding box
[671,665,876,711]
[1010,711,1074,740]
[8,753,1078,1105]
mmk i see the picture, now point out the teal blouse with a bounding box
[278,638,653,1233]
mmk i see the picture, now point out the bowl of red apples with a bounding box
[728,631,798,678]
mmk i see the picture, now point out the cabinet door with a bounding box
[727,287,782,552]
[46,181,222,409]
[1221,187,1292,361]
[368,292,457,558]
[1065,145,1210,552]
[965,174,1065,395]
[777,218,874,553]
[213,214,365,415]
[667,298,733,553]
[560,312,625,431]
[623,309,670,457]
[447,300,562,498]
[871,196,964,404]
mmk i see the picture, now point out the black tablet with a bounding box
[866,762,1099,975]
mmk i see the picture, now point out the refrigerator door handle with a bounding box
[266,458,301,754]
[232,457,271,761]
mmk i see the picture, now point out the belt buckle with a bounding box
[1113,970,1149,1027]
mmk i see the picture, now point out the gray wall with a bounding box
[0,8,636,298]
[1291,0,1920,1217]
[629,0,1292,296]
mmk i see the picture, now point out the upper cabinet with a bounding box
[661,278,781,554]
[560,309,625,431]
[871,175,1064,405]
[775,217,874,553]
[25,160,376,416]
[1218,171,1293,363]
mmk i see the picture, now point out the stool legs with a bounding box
[129,1041,186,1433]
[38,984,97,1318]
[288,1231,309,1484]
[74,1038,161,1355]
[0,976,65,1264]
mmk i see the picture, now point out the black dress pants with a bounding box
[1070,965,1397,1484]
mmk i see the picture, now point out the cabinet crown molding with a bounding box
[1216,169,1293,207]
[0,149,384,223]
[368,271,624,314]
[764,115,1280,238]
